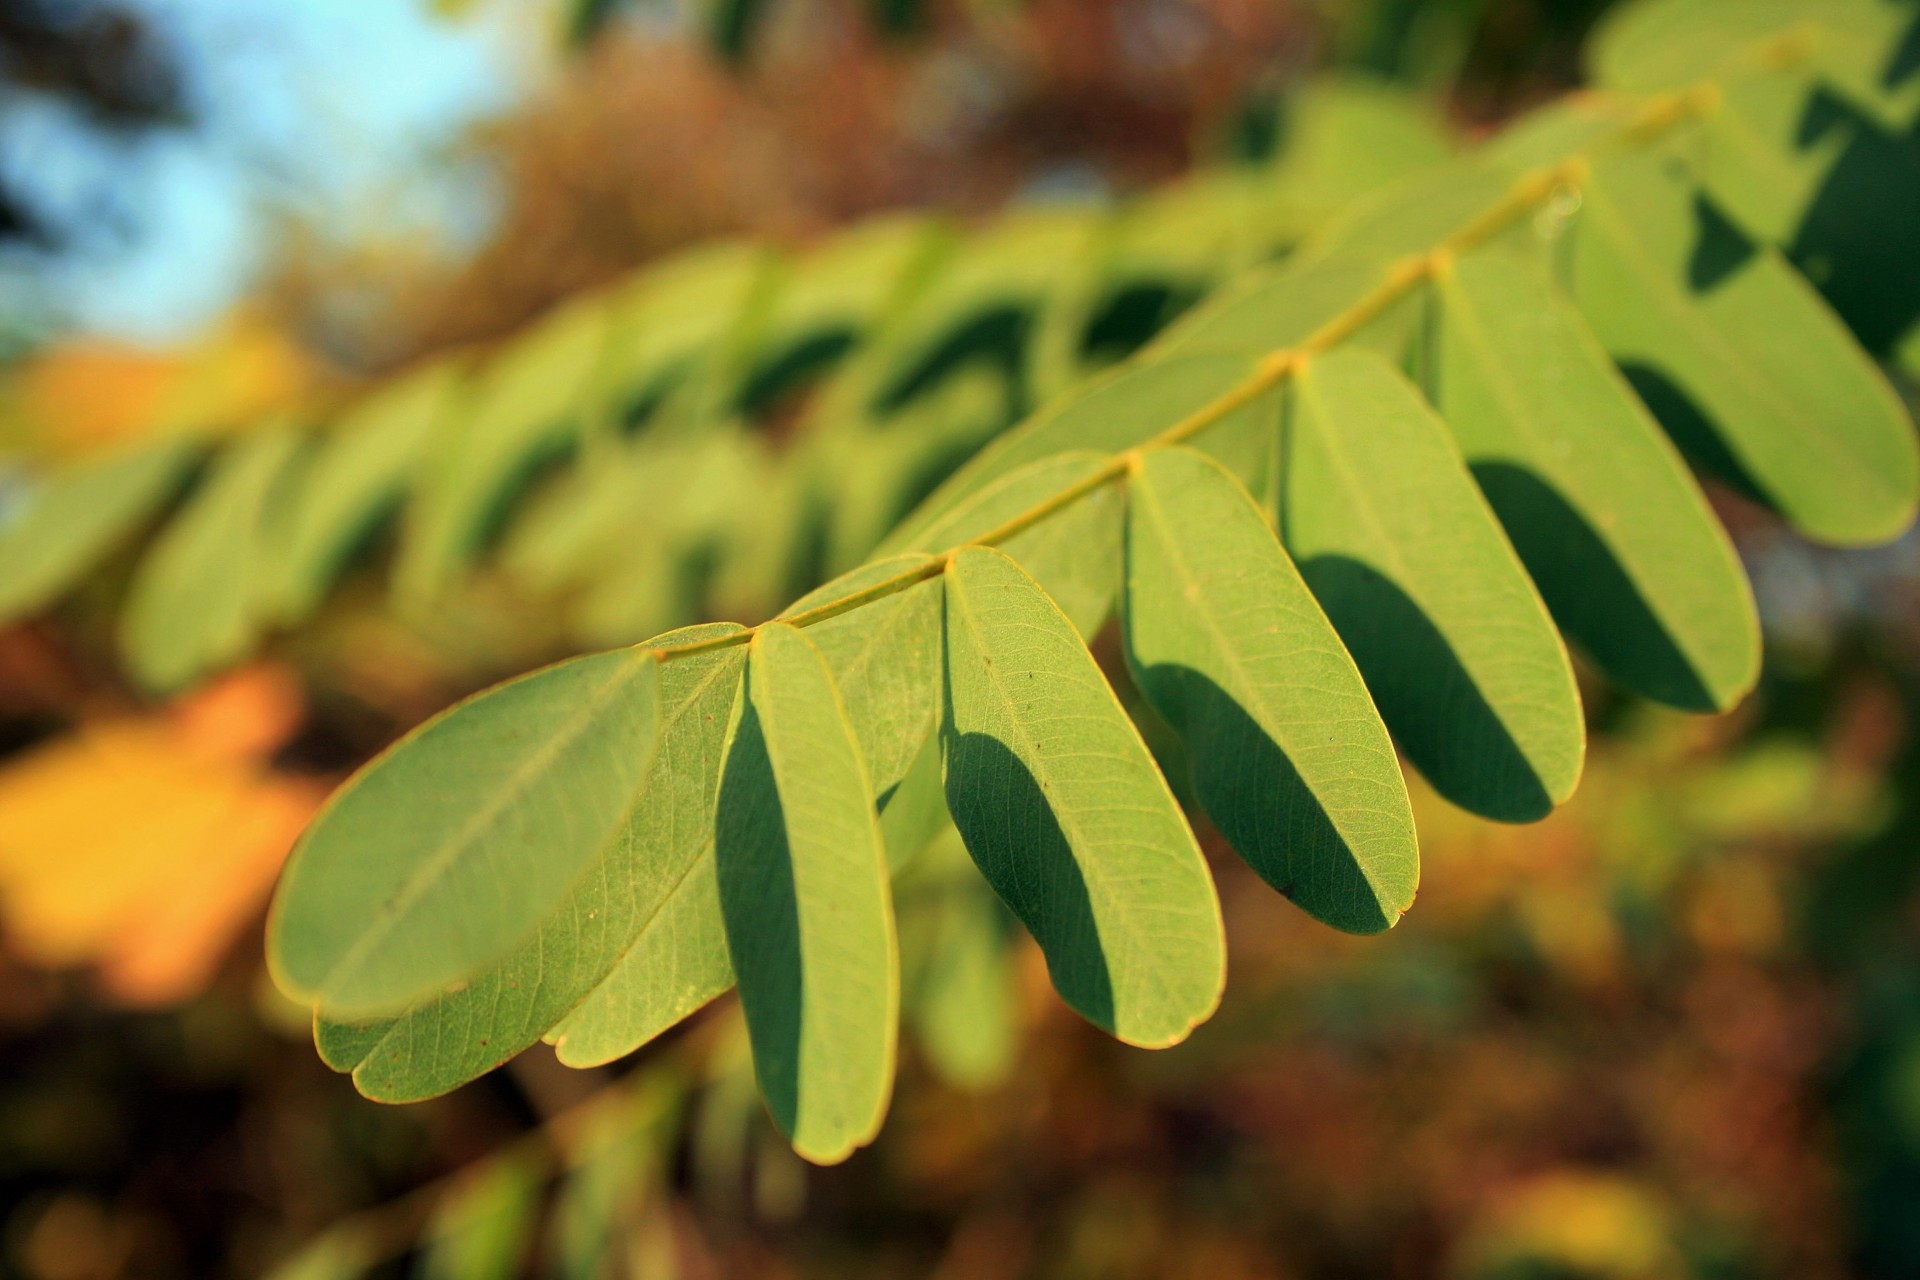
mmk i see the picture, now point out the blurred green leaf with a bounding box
[118,422,304,693]
[271,359,462,625]
[420,1151,544,1280]
[0,437,198,625]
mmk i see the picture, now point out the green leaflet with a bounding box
[1679,64,1857,248]
[271,647,662,1018]
[1567,146,1919,546]
[1123,446,1417,932]
[1272,78,1457,228]
[878,731,952,871]
[314,628,743,1099]
[780,554,943,800]
[552,1137,649,1280]
[602,240,771,430]
[742,214,943,413]
[903,452,1122,638]
[861,210,1096,414]
[716,623,898,1165]
[819,365,1008,575]
[549,1074,679,1280]
[394,293,612,607]
[262,1227,372,1280]
[1433,250,1760,711]
[1160,254,1403,358]
[1306,160,1522,265]
[897,826,1017,1091]
[270,359,463,625]
[941,545,1224,1047]
[505,426,765,642]
[1288,349,1584,823]
[1094,173,1264,331]
[1589,0,1920,131]
[0,437,198,625]
[117,422,305,693]
[419,1152,544,1280]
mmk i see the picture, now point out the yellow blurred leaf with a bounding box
[5,314,318,454]
[1453,1171,1683,1280]
[0,667,322,1004]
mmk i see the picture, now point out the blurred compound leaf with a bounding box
[263,1226,373,1280]
[549,1073,682,1280]
[394,294,613,609]
[270,358,465,626]
[118,421,306,693]
[0,437,200,626]
[896,826,1017,1091]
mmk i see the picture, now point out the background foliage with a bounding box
[0,0,1918,1277]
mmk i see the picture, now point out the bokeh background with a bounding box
[2,1,1920,1277]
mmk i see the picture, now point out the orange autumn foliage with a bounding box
[5,314,318,454]
[0,666,324,1004]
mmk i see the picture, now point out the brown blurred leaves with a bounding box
[355,0,1300,360]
